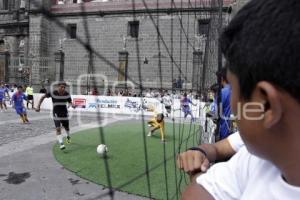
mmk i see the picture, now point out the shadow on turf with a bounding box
[55,144,114,159]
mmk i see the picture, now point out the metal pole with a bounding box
[215,0,223,143]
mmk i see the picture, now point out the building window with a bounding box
[198,19,210,36]
[3,0,8,10]
[128,21,139,38]
[73,0,78,3]
[57,0,65,5]
[67,24,77,39]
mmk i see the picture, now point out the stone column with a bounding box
[54,50,65,81]
[118,51,129,89]
[0,51,10,83]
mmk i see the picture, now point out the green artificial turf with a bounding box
[53,121,202,200]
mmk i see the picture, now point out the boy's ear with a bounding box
[251,81,283,129]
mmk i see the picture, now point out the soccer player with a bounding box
[161,92,173,117]
[25,85,34,109]
[0,82,10,112]
[147,106,166,143]
[182,0,300,199]
[36,82,73,150]
[12,85,29,123]
[181,93,197,121]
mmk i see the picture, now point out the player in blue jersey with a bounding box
[181,93,197,121]
[0,82,10,112]
[12,85,29,123]
[216,67,232,140]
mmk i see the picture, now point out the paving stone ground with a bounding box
[0,109,150,200]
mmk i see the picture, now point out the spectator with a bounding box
[183,0,300,199]
[107,88,112,96]
[39,85,47,94]
[172,78,177,88]
[176,77,184,89]
[118,90,124,96]
[145,89,152,98]
[216,67,232,140]
[92,87,98,96]
[123,89,129,96]
[10,84,17,93]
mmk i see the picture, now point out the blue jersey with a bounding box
[216,84,232,139]
[12,92,27,108]
[0,87,8,99]
[182,97,192,107]
[182,97,193,113]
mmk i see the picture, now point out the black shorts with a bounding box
[53,112,69,130]
[27,95,33,100]
[165,105,171,110]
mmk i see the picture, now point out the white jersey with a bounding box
[197,147,300,200]
[162,95,172,107]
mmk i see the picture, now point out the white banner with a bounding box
[7,92,206,120]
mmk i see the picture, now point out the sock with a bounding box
[160,129,165,141]
[21,115,26,123]
[66,131,70,137]
[57,134,64,145]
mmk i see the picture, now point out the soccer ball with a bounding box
[97,144,108,155]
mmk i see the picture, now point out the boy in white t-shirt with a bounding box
[182,0,300,199]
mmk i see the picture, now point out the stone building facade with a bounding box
[0,0,237,93]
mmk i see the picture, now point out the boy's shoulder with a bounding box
[197,147,300,199]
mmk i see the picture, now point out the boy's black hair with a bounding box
[216,66,228,83]
[17,85,23,89]
[210,83,219,94]
[57,81,67,86]
[220,0,300,101]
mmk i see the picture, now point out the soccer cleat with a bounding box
[66,136,71,144]
[161,139,166,144]
[147,132,152,137]
[60,144,66,150]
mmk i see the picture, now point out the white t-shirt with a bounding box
[227,132,244,152]
[197,147,300,200]
[145,92,152,98]
[162,95,172,106]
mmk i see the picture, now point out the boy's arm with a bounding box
[182,182,214,200]
[177,134,237,174]
[67,95,74,108]
[182,148,249,200]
